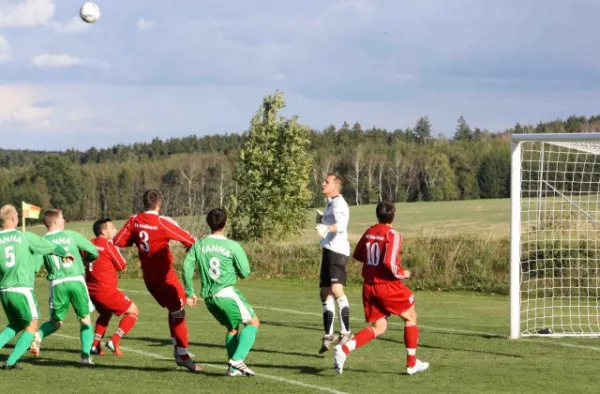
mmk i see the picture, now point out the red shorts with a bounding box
[144,277,186,312]
[90,290,133,317]
[362,281,415,323]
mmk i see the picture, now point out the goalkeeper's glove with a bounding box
[316,224,330,238]
[316,210,324,224]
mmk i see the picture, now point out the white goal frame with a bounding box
[510,132,600,338]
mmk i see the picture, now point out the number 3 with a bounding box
[4,246,15,268]
[139,231,150,252]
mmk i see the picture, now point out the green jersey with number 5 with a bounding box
[183,234,251,299]
[0,229,69,289]
[43,230,99,281]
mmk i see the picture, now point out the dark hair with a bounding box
[143,189,162,210]
[206,208,227,232]
[327,173,344,188]
[42,209,62,228]
[376,201,395,224]
[93,218,112,237]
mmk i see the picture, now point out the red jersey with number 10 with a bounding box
[353,223,406,284]
[86,236,127,293]
[113,211,195,281]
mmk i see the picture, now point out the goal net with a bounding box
[510,133,600,338]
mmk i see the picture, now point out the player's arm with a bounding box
[106,240,128,271]
[67,230,99,262]
[182,242,199,298]
[383,230,406,279]
[113,217,135,247]
[159,217,195,249]
[352,233,368,264]
[23,231,68,258]
[232,243,251,279]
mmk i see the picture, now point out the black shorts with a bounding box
[319,248,349,287]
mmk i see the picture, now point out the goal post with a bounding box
[510,132,600,338]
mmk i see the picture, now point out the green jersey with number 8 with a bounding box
[43,230,99,281]
[183,234,251,299]
[0,229,69,289]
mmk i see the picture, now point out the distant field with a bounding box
[25,198,511,242]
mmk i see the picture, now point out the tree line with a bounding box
[1,110,599,222]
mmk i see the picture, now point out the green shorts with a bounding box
[205,287,256,329]
[0,288,40,329]
[49,278,95,321]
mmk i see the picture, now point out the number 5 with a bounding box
[5,246,15,268]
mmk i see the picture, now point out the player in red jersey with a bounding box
[113,189,200,372]
[86,218,139,357]
[332,201,429,376]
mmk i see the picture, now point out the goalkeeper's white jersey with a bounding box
[320,195,350,256]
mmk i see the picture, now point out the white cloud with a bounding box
[0,86,54,128]
[31,53,109,68]
[52,17,91,34]
[0,0,55,28]
[0,35,13,63]
[136,17,154,31]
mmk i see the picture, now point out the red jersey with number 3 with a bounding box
[113,211,195,281]
[353,223,406,284]
[86,236,127,293]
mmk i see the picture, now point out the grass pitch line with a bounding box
[120,288,600,352]
[54,333,349,394]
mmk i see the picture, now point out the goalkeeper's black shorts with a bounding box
[319,248,349,287]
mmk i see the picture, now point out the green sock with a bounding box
[232,325,258,362]
[0,325,18,348]
[80,324,93,358]
[39,321,59,339]
[6,331,34,366]
[225,333,239,359]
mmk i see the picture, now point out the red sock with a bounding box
[341,327,376,355]
[93,315,111,348]
[168,311,190,356]
[111,314,138,346]
[404,324,419,367]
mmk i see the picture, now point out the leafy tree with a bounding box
[453,116,472,141]
[413,117,432,144]
[228,91,313,241]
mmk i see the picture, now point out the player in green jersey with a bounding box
[29,209,99,365]
[0,204,72,370]
[183,208,259,377]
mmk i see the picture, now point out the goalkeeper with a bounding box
[183,208,259,377]
[315,173,352,354]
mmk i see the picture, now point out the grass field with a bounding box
[1,278,599,394]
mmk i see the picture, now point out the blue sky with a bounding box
[1,0,600,150]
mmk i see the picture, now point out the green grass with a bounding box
[1,278,598,393]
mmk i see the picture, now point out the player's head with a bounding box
[93,218,117,239]
[322,173,343,197]
[0,204,18,229]
[206,208,227,233]
[376,201,396,224]
[42,209,65,230]
[143,189,162,211]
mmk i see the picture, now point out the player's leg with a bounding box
[333,284,386,374]
[329,251,351,344]
[4,290,40,369]
[319,249,336,353]
[31,284,67,356]
[107,299,139,356]
[399,303,429,375]
[209,288,257,377]
[91,313,111,355]
[162,279,200,372]
[69,281,95,363]
[0,292,21,348]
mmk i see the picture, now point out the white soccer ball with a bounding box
[80,2,100,24]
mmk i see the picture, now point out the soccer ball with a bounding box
[80,2,100,24]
